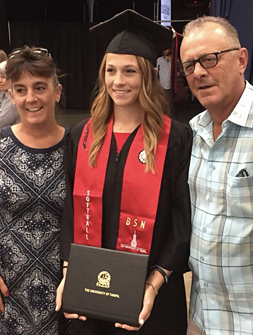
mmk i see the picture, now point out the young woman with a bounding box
[56,10,192,335]
[0,46,70,334]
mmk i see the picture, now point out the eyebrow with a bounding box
[106,64,139,68]
[13,81,48,88]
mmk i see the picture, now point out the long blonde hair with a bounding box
[89,54,168,172]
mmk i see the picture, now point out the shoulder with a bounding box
[156,56,163,65]
[169,119,192,144]
[67,117,90,147]
[1,126,12,139]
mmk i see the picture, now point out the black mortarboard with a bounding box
[90,9,173,66]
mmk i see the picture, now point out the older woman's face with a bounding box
[9,71,61,127]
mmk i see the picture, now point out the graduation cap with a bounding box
[90,9,173,66]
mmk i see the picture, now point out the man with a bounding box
[180,16,252,335]
[156,48,173,113]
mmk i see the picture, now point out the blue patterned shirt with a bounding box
[189,81,253,335]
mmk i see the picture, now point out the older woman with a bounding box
[57,10,192,335]
[0,46,69,334]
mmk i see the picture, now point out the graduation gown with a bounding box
[60,118,192,335]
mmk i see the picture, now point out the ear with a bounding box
[8,88,15,105]
[238,47,248,75]
[56,84,62,102]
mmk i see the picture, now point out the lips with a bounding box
[26,107,43,112]
[113,89,130,94]
[198,84,214,90]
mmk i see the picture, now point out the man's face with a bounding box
[180,22,247,113]
[163,49,171,56]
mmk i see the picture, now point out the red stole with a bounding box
[73,115,171,254]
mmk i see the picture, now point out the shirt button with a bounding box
[204,282,208,287]
[208,198,212,203]
[200,256,204,261]
[212,166,216,170]
[202,228,206,233]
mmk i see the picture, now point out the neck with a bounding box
[12,120,64,148]
[210,85,245,141]
[113,104,143,133]
[164,54,171,61]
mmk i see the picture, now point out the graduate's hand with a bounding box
[0,275,9,313]
[114,282,156,331]
[55,275,87,321]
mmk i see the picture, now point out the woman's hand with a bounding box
[115,282,157,331]
[115,265,171,331]
[0,275,9,313]
[55,268,87,321]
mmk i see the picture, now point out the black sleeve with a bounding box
[59,119,88,261]
[155,120,192,273]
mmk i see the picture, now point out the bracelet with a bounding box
[151,265,171,284]
[145,282,158,296]
[62,265,68,269]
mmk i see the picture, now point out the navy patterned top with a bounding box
[0,126,69,334]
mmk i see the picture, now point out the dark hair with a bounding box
[6,46,59,88]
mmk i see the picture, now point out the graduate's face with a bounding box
[105,53,142,109]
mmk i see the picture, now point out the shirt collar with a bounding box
[227,81,253,128]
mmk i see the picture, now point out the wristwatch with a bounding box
[152,265,172,284]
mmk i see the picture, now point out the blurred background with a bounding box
[0,0,252,126]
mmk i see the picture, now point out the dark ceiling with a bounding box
[5,0,210,24]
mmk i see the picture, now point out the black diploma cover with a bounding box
[62,244,149,327]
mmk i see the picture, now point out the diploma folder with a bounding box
[62,244,149,327]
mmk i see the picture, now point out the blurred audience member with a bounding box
[157,49,173,114]
[0,61,20,127]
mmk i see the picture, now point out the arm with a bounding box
[55,262,87,321]
[156,122,192,272]
[56,120,89,320]
[0,275,9,313]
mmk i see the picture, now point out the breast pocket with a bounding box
[226,173,253,217]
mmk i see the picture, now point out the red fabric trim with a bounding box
[73,115,171,254]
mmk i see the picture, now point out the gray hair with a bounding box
[0,61,7,77]
[183,16,241,48]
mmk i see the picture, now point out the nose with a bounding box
[193,62,208,78]
[26,89,37,102]
[113,71,125,85]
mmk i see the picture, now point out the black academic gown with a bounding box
[60,118,192,335]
